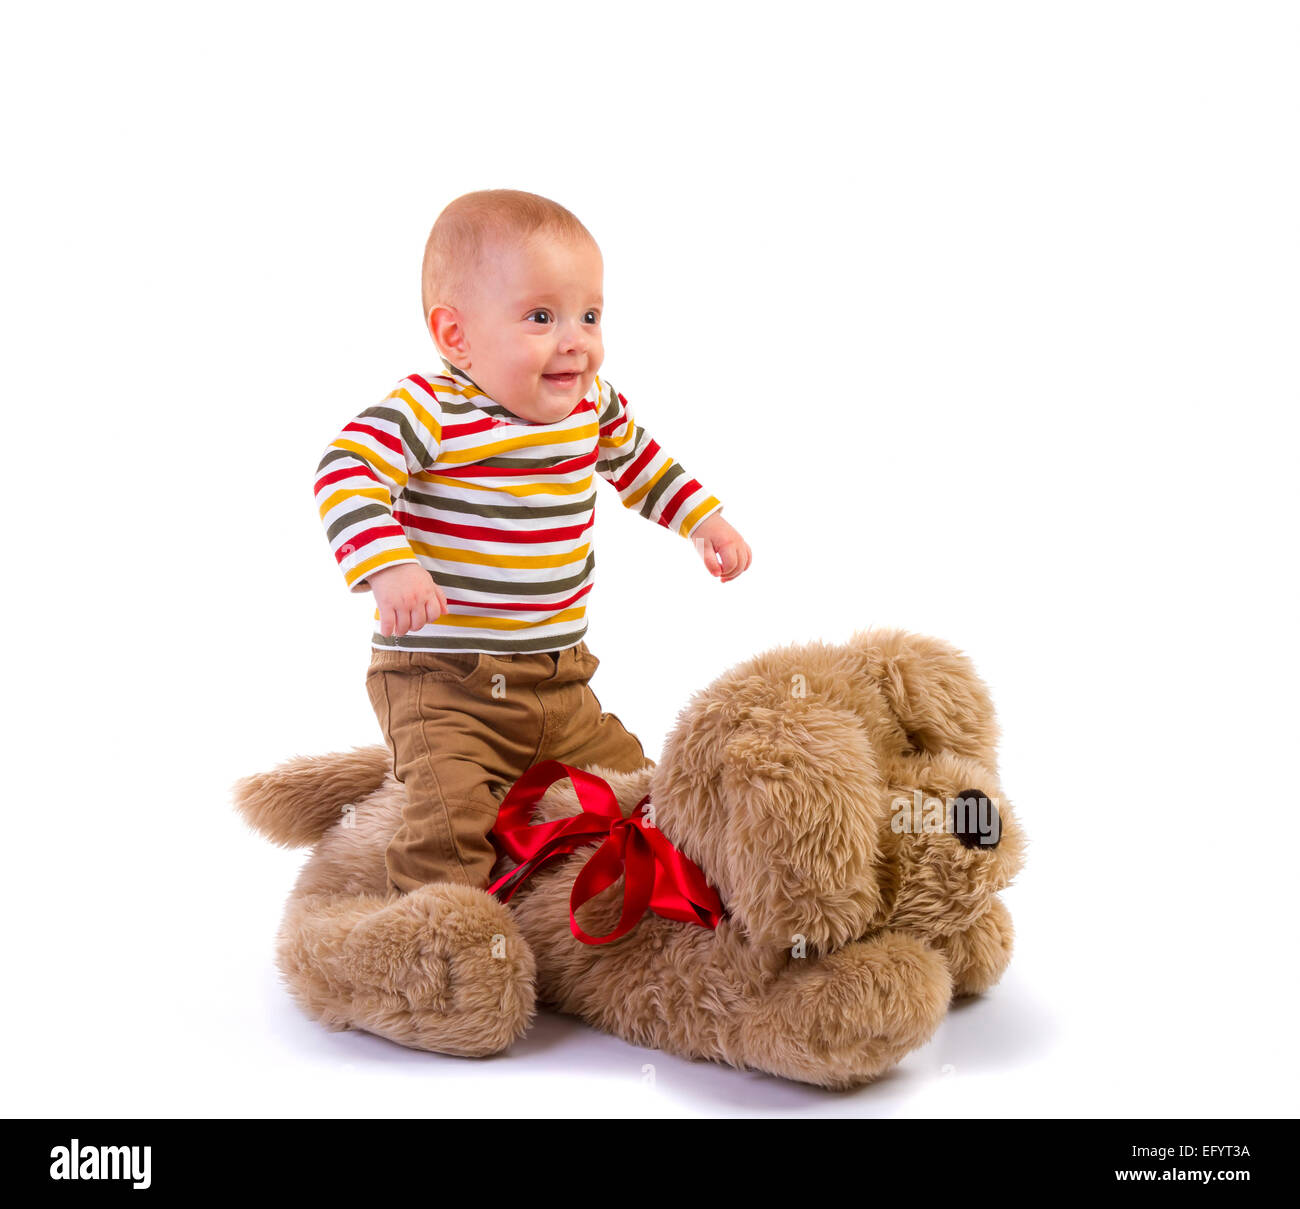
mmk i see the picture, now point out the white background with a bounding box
[2,1,1296,1119]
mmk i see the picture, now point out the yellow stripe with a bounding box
[317,485,392,520]
[408,540,592,569]
[371,605,589,632]
[415,472,594,498]
[679,496,722,537]
[345,547,417,587]
[599,414,636,451]
[390,387,442,443]
[435,421,599,464]
[435,380,487,404]
[332,439,408,487]
[622,458,673,510]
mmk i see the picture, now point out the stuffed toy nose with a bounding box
[952,788,1001,849]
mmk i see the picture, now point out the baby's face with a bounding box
[445,232,605,424]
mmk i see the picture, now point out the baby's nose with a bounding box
[559,319,590,348]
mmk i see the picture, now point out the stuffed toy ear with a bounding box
[714,702,890,951]
[859,628,1001,764]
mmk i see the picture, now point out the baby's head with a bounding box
[422,189,604,424]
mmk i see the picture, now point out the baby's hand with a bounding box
[691,512,752,583]
[366,564,447,637]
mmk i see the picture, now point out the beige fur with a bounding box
[233,626,1025,1087]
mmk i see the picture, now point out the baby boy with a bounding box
[314,189,751,897]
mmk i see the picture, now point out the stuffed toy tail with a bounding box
[231,745,392,848]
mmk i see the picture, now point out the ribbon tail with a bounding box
[569,831,655,946]
[487,817,609,904]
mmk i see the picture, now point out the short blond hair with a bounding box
[420,189,596,325]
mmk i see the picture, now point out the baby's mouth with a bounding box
[543,371,580,386]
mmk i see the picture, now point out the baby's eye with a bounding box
[583,310,600,325]
[526,309,553,324]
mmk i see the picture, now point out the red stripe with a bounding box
[394,510,595,545]
[441,416,510,439]
[314,462,380,495]
[341,421,403,457]
[444,582,593,613]
[406,373,443,398]
[611,437,659,493]
[659,479,701,528]
[334,524,407,562]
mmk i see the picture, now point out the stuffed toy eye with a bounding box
[952,788,1001,849]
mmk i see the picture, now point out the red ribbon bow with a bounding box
[487,760,725,945]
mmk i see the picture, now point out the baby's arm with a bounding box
[314,375,447,636]
[595,381,751,580]
[594,381,722,535]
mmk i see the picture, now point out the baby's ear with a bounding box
[856,628,1000,764]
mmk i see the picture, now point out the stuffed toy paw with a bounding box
[234,749,537,1057]
[234,626,1025,1087]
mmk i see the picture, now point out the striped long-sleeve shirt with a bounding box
[315,358,724,653]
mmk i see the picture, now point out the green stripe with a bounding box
[317,446,359,474]
[371,626,589,654]
[422,553,595,596]
[357,405,433,469]
[325,501,393,544]
[639,460,686,521]
[402,486,596,520]
[439,396,509,419]
[597,388,621,427]
[439,358,482,390]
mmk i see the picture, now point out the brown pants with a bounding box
[365,640,653,895]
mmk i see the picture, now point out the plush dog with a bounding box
[233,627,1025,1088]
